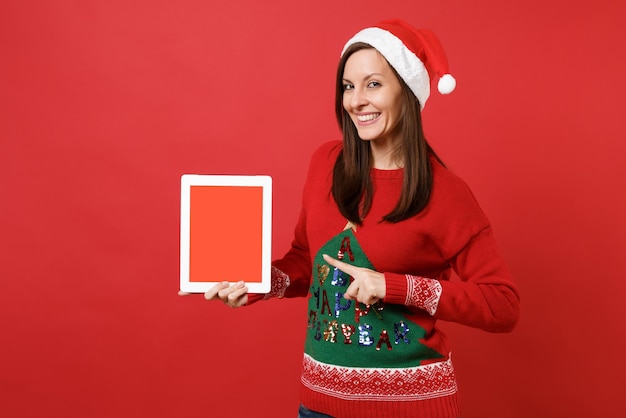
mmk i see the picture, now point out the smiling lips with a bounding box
[356,113,380,123]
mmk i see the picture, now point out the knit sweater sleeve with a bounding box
[246,190,312,305]
[269,206,313,299]
[246,207,311,304]
[440,226,520,332]
[384,226,520,332]
[383,162,520,333]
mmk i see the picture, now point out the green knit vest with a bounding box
[304,229,443,369]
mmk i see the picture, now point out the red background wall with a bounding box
[2,1,625,417]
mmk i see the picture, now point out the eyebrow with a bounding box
[342,73,385,83]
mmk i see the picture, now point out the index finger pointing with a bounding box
[322,254,359,275]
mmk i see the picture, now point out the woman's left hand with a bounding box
[322,254,386,305]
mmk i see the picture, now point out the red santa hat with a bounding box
[341,18,456,110]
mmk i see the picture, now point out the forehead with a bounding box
[343,48,393,76]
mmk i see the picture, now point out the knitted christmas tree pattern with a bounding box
[304,228,443,368]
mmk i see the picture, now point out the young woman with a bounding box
[205,18,520,418]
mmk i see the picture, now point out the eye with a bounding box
[367,81,381,88]
[343,83,354,91]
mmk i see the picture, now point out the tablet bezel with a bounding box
[179,174,272,294]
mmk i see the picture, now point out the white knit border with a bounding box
[405,274,443,316]
[301,353,457,401]
[341,27,430,109]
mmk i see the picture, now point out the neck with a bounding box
[370,140,403,170]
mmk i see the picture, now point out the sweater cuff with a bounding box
[246,266,291,305]
[404,274,442,315]
[384,272,409,304]
[384,273,442,315]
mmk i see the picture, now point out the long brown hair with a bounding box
[332,42,443,224]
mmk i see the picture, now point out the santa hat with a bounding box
[341,18,456,110]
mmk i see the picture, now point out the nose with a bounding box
[350,88,368,110]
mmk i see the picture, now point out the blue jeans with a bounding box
[298,404,334,418]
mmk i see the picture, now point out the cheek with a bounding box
[391,98,404,121]
[342,95,350,112]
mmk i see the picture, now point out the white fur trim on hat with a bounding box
[342,27,431,109]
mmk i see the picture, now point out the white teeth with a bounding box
[357,113,379,122]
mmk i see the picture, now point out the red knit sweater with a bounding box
[256,141,520,418]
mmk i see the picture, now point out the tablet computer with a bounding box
[180,174,272,293]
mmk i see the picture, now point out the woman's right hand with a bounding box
[177,281,249,308]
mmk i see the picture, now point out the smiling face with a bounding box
[342,48,404,149]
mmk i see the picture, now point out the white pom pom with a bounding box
[438,74,456,94]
